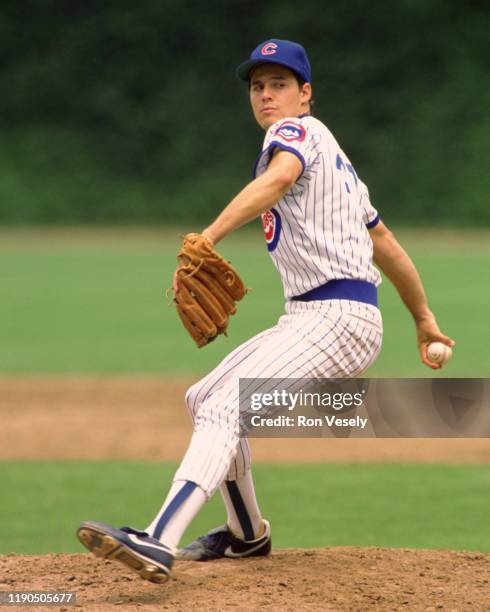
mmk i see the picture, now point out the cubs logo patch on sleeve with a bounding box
[261,209,282,252]
[274,121,306,143]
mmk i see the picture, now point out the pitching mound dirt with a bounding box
[2,548,490,611]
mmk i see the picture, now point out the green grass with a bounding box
[0,462,489,554]
[0,228,488,376]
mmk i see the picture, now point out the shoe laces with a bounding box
[196,525,231,546]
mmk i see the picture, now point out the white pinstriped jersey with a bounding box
[255,115,382,299]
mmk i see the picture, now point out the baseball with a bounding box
[427,342,452,365]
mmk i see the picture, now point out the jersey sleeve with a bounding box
[359,181,380,228]
[253,117,317,179]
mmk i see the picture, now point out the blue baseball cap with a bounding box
[236,39,311,83]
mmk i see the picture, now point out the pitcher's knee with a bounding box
[185,381,207,418]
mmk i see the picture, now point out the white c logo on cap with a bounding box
[261,42,278,56]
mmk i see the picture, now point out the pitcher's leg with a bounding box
[183,332,273,544]
[140,378,243,551]
[220,468,264,540]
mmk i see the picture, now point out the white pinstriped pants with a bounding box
[174,299,383,496]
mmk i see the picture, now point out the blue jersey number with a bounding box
[336,153,357,194]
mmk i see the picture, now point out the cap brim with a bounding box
[236,57,303,82]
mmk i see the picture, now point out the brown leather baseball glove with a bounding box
[172,233,248,348]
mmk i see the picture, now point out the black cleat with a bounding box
[178,520,271,561]
[77,521,173,584]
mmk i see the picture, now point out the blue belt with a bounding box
[291,279,378,307]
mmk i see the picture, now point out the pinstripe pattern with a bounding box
[171,113,385,509]
[175,300,382,495]
[256,115,382,299]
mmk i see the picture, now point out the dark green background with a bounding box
[1,1,488,225]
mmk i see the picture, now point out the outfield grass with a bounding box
[0,228,488,376]
[0,462,489,555]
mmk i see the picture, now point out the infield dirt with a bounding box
[1,376,489,611]
[2,376,490,463]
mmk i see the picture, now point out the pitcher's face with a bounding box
[249,64,312,129]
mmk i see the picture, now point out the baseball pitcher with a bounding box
[77,39,455,583]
